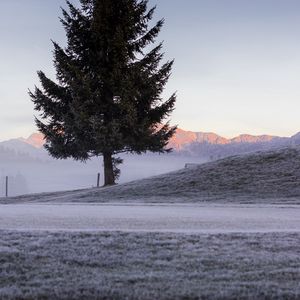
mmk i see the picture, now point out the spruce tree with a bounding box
[30,0,176,186]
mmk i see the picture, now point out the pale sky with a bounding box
[0,0,300,141]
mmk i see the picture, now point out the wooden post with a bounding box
[97,173,100,188]
[5,176,8,197]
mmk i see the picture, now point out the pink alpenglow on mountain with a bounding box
[167,129,278,150]
[21,133,45,148]
[168,129,198,150]
[16,129,290,152]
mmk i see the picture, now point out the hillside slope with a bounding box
[84,146,300,202]
[3,146,300,204]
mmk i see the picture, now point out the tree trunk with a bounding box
[103,152,115,186]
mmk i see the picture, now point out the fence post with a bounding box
[97,173,100,188]
[5,176,8,197]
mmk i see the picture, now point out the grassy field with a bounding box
[1,230,299,299]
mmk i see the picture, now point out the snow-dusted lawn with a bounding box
[0,230,299,299]
[0,203,299,232]
[1,202,299,299]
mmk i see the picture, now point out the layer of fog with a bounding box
[0,152,206,197]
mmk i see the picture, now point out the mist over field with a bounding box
[0,148,202,197]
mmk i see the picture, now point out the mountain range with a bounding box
[168,128,300,159]
[1,129,300,160]
[168,128,279,150]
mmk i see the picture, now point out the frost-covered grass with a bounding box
[87,146,300,203]
[0,203,299,232]
[0,231,299,299]
[2,146,300,204]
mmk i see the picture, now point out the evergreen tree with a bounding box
[30,0,176,186]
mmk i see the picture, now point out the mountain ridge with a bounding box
[168,128,285,150]
[19,133,45,148]
[0,128,298,161]
[17,129,290,150]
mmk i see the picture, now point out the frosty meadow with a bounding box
[1,141,300,299]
